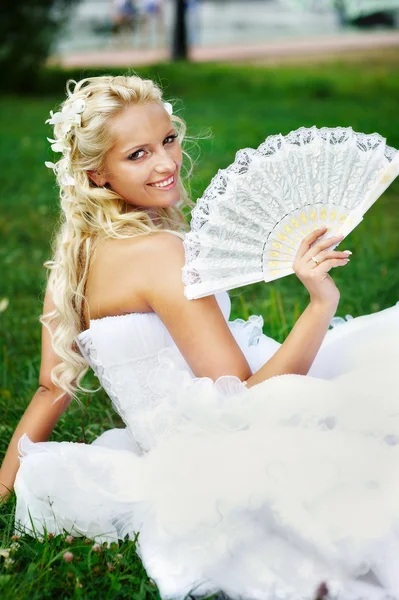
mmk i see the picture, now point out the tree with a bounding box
[172,0,189,61]
[0,0,80,92]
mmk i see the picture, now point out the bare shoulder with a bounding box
[132,231,188,304]
[106,230,185,283]
[86,231,184,320]
[119,230,186,309]
[138,230,185,272]
[131,229,184,254]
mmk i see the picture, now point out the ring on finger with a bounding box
[311,256,320,266]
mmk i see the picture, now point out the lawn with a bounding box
[0,53,398,598]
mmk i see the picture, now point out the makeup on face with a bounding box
[104,103,183,209]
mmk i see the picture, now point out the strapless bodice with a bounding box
[75,291,270,454]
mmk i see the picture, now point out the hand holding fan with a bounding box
[182,126,399,300]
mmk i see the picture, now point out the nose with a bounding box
[153,146,176,174]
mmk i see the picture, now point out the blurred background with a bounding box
[58,0,399,50]
[49,0,399,66]
[1,0,399,88]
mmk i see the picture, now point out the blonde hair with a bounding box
[41,74,195,405]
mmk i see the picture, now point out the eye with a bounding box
[127,134,178,161]
[164,133,178,145]
[128,149,146,161]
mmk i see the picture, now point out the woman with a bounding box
[1,74,399,600]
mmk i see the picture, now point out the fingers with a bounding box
[298,228,344,262]
[309,248,351,265]
[296,227,329,261]
[294,227,350,274]
[310,234,344,254]
[314,256,350,270]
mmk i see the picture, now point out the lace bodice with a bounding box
[75,291,268,455]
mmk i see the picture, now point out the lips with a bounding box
[148,174,176,189]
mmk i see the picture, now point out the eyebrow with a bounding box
[121,128,177,155]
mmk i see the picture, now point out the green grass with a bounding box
[1,55,399,598]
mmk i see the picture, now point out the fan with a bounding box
[182,126,399,300]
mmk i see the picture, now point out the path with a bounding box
[48,30,399,67]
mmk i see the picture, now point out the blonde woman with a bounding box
[1,74,399,600]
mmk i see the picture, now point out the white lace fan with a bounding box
[182,126,399,300]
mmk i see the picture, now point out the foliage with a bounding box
[0,0,80,93]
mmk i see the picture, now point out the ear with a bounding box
[87,170,107,187]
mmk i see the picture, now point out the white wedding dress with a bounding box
[13,291,399,600]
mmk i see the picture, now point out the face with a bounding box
[96,102,183,209]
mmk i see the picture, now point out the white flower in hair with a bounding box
[47,137,69,153]
[45,98,86,186]
[45,99,86,135]
[163,102,173,116]
[45,159,76,186]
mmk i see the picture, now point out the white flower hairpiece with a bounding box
[45,99,86,134]
[44,159,76,186]
[163,102,173,116]
[45,98,86,186]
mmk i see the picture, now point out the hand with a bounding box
[292,226,351,306]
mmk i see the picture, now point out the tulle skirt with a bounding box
[14,300,399,600]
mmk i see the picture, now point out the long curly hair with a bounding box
[41,74,195,405]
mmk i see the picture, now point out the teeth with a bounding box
[151,175,174,188]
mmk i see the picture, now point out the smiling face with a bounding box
[93,102,183,209]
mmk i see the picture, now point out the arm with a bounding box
[244,299,338,388]
[128,232,337,389]
[0,285,72,501]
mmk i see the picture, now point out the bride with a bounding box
[1,74,399,600]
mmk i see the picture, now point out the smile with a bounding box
[148,174,176,189]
